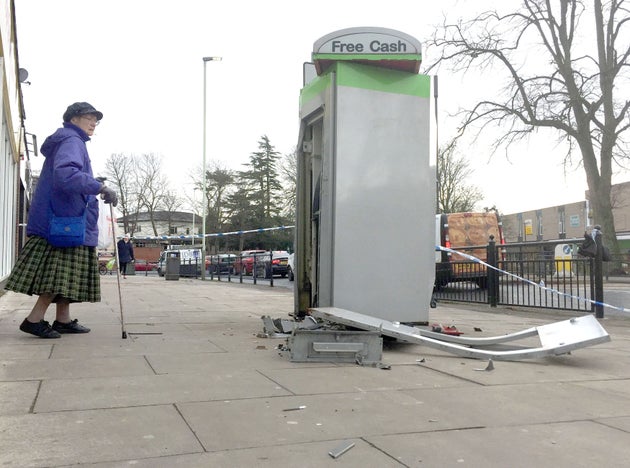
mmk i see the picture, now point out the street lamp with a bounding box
[192,187,199,246]
[201,56,222,280]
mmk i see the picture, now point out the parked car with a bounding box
[234,250,267,275]
[287,253,295,281]
[134,260,158,272]
[206,254,236,275]
[255,251,290,279]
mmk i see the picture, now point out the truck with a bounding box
[435,212,504,289]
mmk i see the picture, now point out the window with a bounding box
[558,207,566,239]
[536,210,543,240]
[169,226,178,235]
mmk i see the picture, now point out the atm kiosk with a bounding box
[294,27,435,324]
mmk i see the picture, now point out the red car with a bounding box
[234,250,267,275]
[134,260,158,272]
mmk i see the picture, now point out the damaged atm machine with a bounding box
[280,27,610,364]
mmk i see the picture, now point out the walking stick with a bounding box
[109,203,127,339]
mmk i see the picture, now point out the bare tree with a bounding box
[134,153,169,236]
[279,147,297,220]
[427,0,630,253]
[161,190,184,235]
[106,153,170,237]
[104,153,140,235]
[437,141,484,213]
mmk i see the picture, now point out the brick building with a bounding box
[501,180,630,249]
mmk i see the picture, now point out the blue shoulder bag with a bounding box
[47,197,90,248]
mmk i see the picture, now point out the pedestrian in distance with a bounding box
[117,234,135,279]
[4,102,118,338]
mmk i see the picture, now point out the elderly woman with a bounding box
[5,102,118,338]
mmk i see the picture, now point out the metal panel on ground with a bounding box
[310,307,611,361]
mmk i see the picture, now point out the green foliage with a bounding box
[212,135,293,251]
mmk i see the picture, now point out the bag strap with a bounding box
[50,195,92,217]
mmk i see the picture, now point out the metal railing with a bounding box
[434,237,601,314]
[205,251,286,287]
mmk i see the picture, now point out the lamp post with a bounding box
[192,187,198,246]
[201,56,222,280]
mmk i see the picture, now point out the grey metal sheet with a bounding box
[309,307,611,361]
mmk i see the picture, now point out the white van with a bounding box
[157,249,203,277]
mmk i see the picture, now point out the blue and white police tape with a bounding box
[119,225,294,241]
[436,245,627,314]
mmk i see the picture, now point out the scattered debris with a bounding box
[283,405,306,412]
[356,354,391,369]
[260,315,320,338]
[474,327,483,332]
[431,323,463,336]
[328,441,355,459]
[474,359,495,372]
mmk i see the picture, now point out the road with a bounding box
[435,279,630,318]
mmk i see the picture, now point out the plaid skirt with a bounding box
[5,236,101,303]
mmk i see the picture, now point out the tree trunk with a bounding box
[590,186,615,243]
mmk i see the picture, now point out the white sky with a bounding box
[15,0,628,214]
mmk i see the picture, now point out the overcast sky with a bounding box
[15,0,626,214]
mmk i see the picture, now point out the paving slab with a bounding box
[1,276,630,467]
[413,346,630,385]
[144,346,320,374]
[49,332,226,358]
[0,355,154,381]
[399,381,630,427]
[598,415,630,432]
[0,405,202,467]
[88,438,400,467]
[0,381,39,415]
[35,370,292,412]
[0,342,54,359]
[572,378,630,399]
[366,420,630,468]
[177,391,429,452]
[261,364,474,394]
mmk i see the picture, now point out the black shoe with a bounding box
[20,319,61,338]
[52,319,91,334]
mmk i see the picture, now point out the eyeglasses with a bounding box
[80,115,100,126]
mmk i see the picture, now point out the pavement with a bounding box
[1,274,630,467]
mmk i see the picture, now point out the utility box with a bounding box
[554,243,575,278]
[295,27,435,324]
[165,251,180,281]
